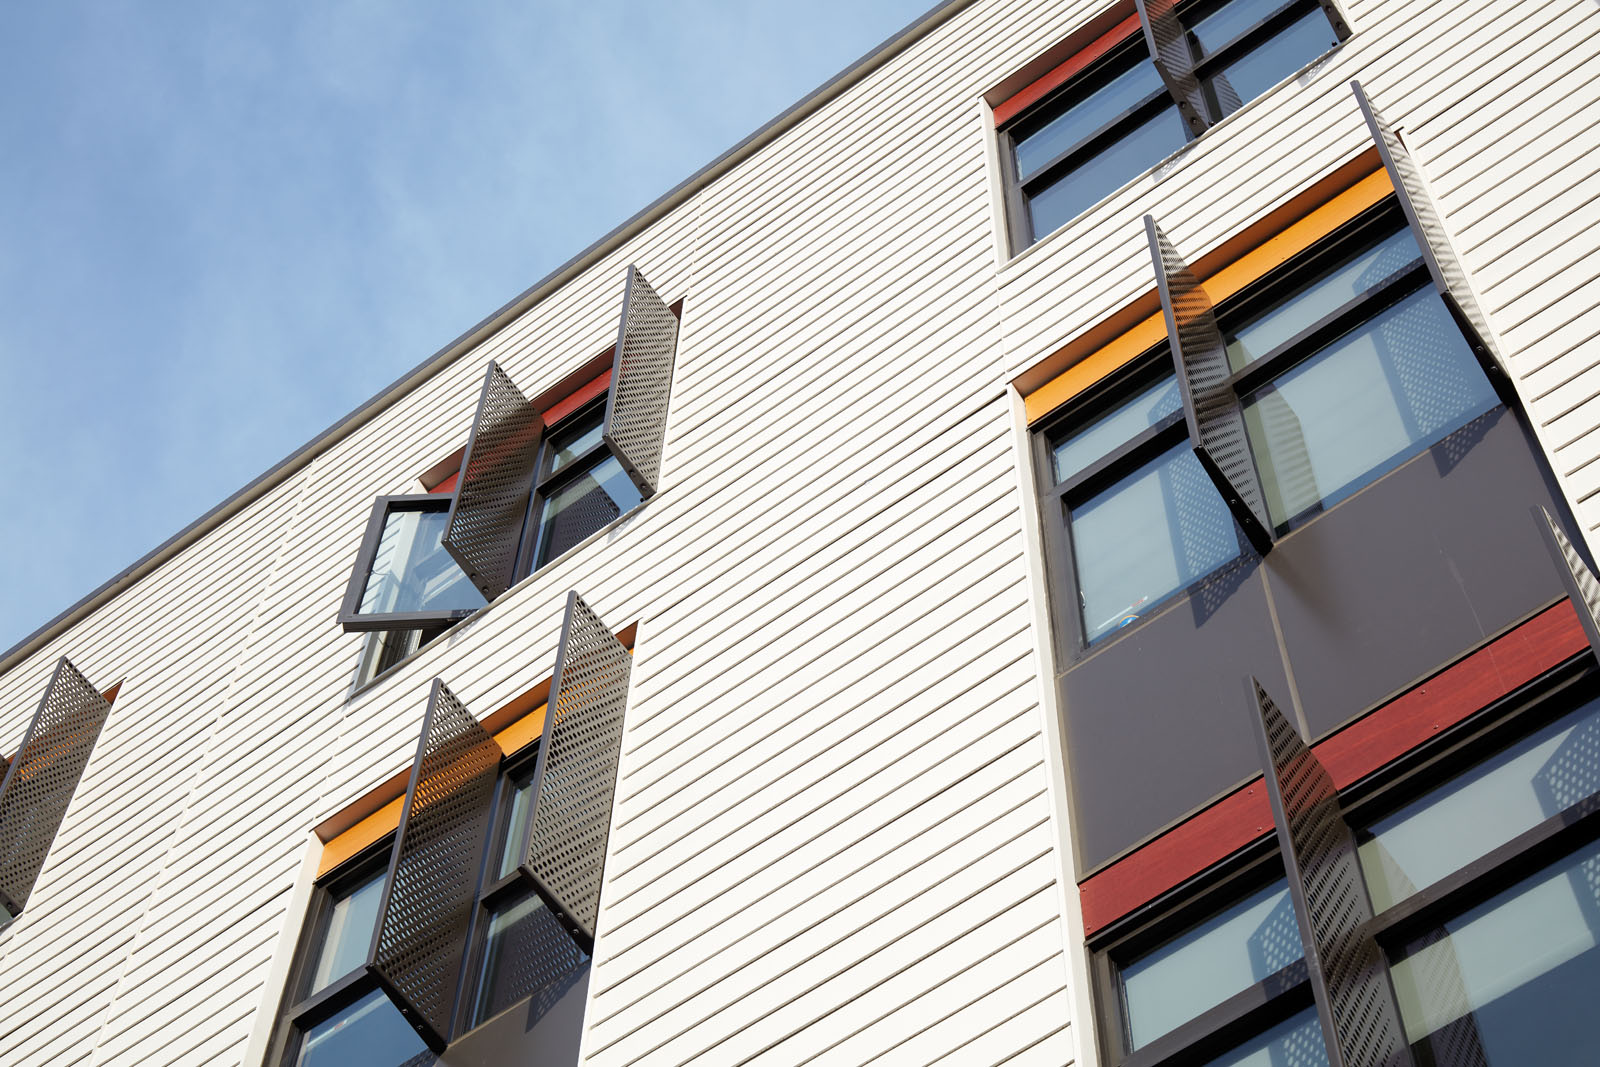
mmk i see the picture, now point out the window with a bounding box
[337,266,679,681]
[0,656,114,923]
[1091,662,1600,1066]
[997,0,1345,249]
[275,593,628,1064]
[1036,203,1498,650]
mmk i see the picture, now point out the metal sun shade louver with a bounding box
[1351,81,1510,386]
[1147,215,1275,556]
[1248,678,1414,1067]
[442,361,547,602]
[1534,505,1600,659]
[602,266,680,499]
[0,657,112,916]
[368,680,502,1051]
[520,592,632,949]
[1134,0,1210,137]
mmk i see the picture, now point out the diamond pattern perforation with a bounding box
[371,681,500,1049]
[522,594,631,945]
[1354,83,1507,378]
[1137,0,1208,135]
[543,481,622,564]
[1149,218,1274,552]
[603,267,679,498]
[0,657,111,914]
[478,895,589,1024]
[1536,505,1600,658]
[443,362,546,602]
[1252,679,1412,1067]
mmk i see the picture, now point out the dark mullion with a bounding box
[1054,413,1188,506]
[287,968,379,1029]
[1189,0,1318,79]
[1369,789,1600,952]
[1121,962,1314,1067]
[1224,262,1430,399]
[1017,89,1174,193]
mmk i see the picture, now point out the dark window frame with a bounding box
[518,395,629,576]
[337,494,485,633]
[1035,199,1492,661]
[997,0,1344,252]
[1086,653,1600,1066]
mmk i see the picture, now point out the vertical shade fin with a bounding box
[1535,505,1600,658]
[603,267,679,498]
[1135,0,1210,136]
[1147,216,1274,555]
[521,593,632,948]
[0,657,111,915]
[369,680,501,1051]
[1248,678,1413,1067]
[1351,81,1509,383]
[443,361,546,601]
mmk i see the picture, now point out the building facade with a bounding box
[3,0,1599,1064]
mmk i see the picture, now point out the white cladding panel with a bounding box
[0,0,1595,1065]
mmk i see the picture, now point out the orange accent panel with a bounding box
[1023,167,1396,424]
[493,702,548,758]
[993,13,1143,127]
[318,795,406,878]
[1077,600,1587,935]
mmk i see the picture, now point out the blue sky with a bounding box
[0,0,935,653]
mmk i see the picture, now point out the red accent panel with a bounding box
[993,13,1143,127]
[433,471,459,495]
[544,369,612,428]
[1077,600,1587,936]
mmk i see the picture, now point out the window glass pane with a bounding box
[534,453,644,567]
[1242,287,1498,527]
[1225,225,1423,370]
[1390,836,1600,1060]
[1186,0,1296,56]
[357,507,487,618]
[1050,374,1182,483]
[295,988,428,1067]
[1121,881,1305,1048]
[1027,106,1187,239]
[473,888,589,1027]
[309,869,386,994]
[546,408,606,477]
[1206,9,1339,113]
[1013,50,1165,179]
[496,776,535,880]
[1360,696,1600,912]
[1070,442,1239,643]
[1202,1006,1328,1067]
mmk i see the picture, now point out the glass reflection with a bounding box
[1121,881,1304,1047]
[1027,107,1187,238]
[546,409,606,477]
[497,777,535,880]
[1361,696,1600,911]
[1051,374,1181,483]
[309,870,385,994]
[1013,52,1166,179]
[357,507,486,618]
[534,454,643,567]
[295,988,428,1067]
[1202,1006,1328,1067]
[473,888,588,1027]
[1204,10,1339,114]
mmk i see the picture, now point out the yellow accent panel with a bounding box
[493,702,548,759]
[1023,167,1395,424]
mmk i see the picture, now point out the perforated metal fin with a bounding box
[1135,0,1210,136]
[0,657,112,915]
[1535,506,1600,659]
[1147,216,1274,555]
[522,592,631,947]
[603,266,679,498]
[1249,678,1413,1067]
[369,680,501,1051]
[443,361,546,601]
[1352,82,1508,383]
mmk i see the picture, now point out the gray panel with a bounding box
[1135,0,1209,135]
[521,592,631,946]
[602,266,679,498]
[1535,505,1600,658]
[440,966,589,1067]
[1147,216,1274,555]
[1249,679,1412,1067]
[1317,0,1353,40]
[1352,82,1508,382]
[1270,409,1566,739]
[1060,561,1290,872]
[369,680,501,1051]
[0,657,111,915]
[443,361,546,601]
